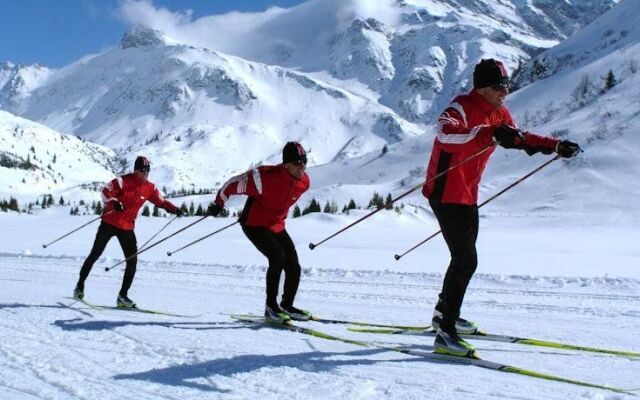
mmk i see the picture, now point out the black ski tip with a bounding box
[394,254,401,261]
[308,243,316,250]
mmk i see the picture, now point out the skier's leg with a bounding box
[242,225,286,309]
[274,229,301,308]
[431,201,479,332]
[76,223,115,291]
[116,229,138,297]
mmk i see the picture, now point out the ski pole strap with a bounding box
[104,215,209,272]
[167,220,239,256]
[395,154,561,261]
[309,145,493,250]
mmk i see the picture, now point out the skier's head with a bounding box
[134,156,151,179]
[473,59,510,90]
[474,59,510,108]
[282,142,307,180]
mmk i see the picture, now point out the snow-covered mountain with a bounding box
[303,0,640,220]
[2,26,424,190]
[1,0,636,221]
[0,62,52,110]
[0,0,619,191]
[0,110,117,203]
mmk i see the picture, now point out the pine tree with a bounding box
[292,205,301,218]
[189,202,195,216]
[348,199,357,210]
[323,201,332,213]
[603,69,617,92]
[47,195,54,207]
[384,193,393,210]
[152,206,160,217]
[368,192,384,209]
[142,205,150,216]
[59,196,65,206]
[9,197,19,211]
[95,202,103,215]
[196,204,204,216]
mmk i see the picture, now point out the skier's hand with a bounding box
[493,124,525,149]
[208,203,224,217]
[556,140,582,158]
[113,201,124,211]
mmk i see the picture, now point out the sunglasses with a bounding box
[292,156,308,166]
[490,82,510,91]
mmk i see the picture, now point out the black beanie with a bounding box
[134,156,151,172]
[473,59,509,89]
[282,142,307,165]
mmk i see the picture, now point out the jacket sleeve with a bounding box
[148,186,178,213]
[215,169,263,206]
[522,132,559,155]
[435,102,496,152]
[101,177,123,204]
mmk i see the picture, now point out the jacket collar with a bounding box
[470,89,501,114]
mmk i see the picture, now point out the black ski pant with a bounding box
[429,199,479,332]
[242,225,301,309]
[77,222,138,297]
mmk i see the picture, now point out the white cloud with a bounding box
[116,0,401,62]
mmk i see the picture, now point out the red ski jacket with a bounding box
[215,164,310,233]
[422,89,558,205]
[101,174,178,231]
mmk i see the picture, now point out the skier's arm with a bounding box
[521,132,560,155]
[101,177,123,205]
[436,103,496,152]
[214,169,262,206]
[148,186,178,213]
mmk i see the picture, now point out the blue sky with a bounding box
[0,0,306,68]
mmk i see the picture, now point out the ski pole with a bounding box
[104,215,209,272]
[394,154,561,261]
[167,220,239,256]
[139,215,179,251]
[107,215,181,272]
[309,145,493,250]
[42,211,115,248]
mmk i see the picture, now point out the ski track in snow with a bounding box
[1,252,639,399]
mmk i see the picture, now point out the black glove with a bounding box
[556,140,582,158]
[208,203,224,217]
[113,201,124,211]
[174,208,185,217]
[493,124,525,149]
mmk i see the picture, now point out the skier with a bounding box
[73,156,183,308]
[422,59,582,357]
[211,142,310,322]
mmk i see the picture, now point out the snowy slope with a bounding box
[0,210,639,400]
[513,0,639,85]
[0,110,117,203]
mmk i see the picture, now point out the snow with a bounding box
[0,209,639,399]
[1,0,640,398]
